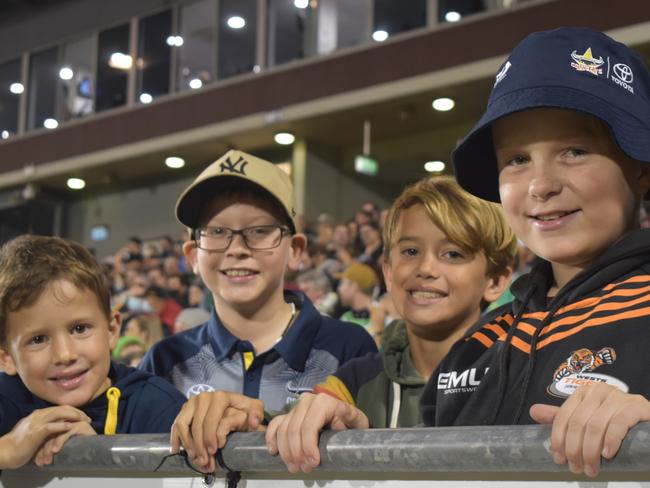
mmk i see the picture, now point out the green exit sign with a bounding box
[355,155,378,176]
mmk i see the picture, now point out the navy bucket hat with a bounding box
[452,27,650,202]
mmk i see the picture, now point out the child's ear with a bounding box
[0,347,17,376]
[287,233,307,270]
[108,312,122,350]
[182,240,200,275]
[482,267,513,304]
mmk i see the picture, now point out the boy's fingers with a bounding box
[529,404,559,425]
[190,394,212,465]
[549,387,587,459]
[332,401,369,430]
[216,409,248,449]
[265,415,283,454]
[171,401,195,455]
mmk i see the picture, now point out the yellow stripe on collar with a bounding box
[242,351,254,370]
[104,387,121,435]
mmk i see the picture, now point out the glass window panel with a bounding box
[373,0,426,40]
[268,0,314,67]
[137,10,172,103]
[27,47,58,131]
[316,0,371,55]
[0,58,21,139]
[438,0,486,23]
[178,0,216,92]
[59,36,95,121]
[218,0,257,79]
[96,23,130,112]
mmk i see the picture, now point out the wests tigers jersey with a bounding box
[421,229,650,426]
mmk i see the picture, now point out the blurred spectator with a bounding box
[159,235,176,258]
[174,307,211,333]
[147,266,168,288]
[337,262,379,330]
[297,269,339,316]
[144,285,182,334]
[123,313,166,348]
[167,273,191,308]
[368,292,401,347]
[112,335,147,367]
[361,201,380,223]
[114,236,144,272]
[358,221,383,272]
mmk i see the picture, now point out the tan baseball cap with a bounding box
[175,149,297,232]
[338,262,378,292]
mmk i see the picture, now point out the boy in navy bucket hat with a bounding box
[417,27,650,477]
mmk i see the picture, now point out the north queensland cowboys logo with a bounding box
[186,383,215,397]
[547,347,628,398]
[570,47,604,76]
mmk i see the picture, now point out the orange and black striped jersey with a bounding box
[421,229,650,426]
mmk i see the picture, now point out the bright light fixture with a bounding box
[165,156,185,169]
[59,67,74,80]
[9,82,24,94]
[189,78,203,89]
[43,118,59,129]
[139,93,153,104]
[274,132,295,145]
[1,130,9,140]
[109,52,133,70]
[294,0,309,8]
[445,11,462,22]
[166,35,184,47]
[67,177,86,190]
[372,30,389,42]
[424,160,446,173]
[432,97,455,112]
[227,16,246,29]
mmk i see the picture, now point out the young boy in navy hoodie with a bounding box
[0,235,186,469]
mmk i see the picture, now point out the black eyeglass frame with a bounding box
[193,224,293,251]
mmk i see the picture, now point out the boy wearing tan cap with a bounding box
[140,150,376,414]
[336,262,379,331]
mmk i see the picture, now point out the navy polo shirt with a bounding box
[139,291,377,411]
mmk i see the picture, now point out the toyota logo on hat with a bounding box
[613,63,633,83]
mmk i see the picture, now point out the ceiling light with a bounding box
[166,35,184,47]
[432,97,455,111]
[67,177,86,190]
[9,82,24,94]
[274,132,295,145]
[1,130,9,140]
[372,30,389,42]
[43,118,59,129]
[109,52,133,70]
[445,11,462,22]
[165,156,185,169]
[139,93,153,104]
[59,67,74,80]
[189,78,203,89]
[424,161,446,173]
[227,16,246,29]
[294,0,309,8]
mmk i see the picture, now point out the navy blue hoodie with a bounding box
[0,361,186,435]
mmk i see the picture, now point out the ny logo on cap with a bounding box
[220,155,248,175]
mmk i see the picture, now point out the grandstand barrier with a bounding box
[2,423,650,487]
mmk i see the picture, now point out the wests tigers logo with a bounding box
[548,347,628,398]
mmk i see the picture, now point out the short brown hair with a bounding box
[383,176,517,277]
[0,235,110,345]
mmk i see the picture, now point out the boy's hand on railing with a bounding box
[33,420,96,466]
[0,405,91,469]
[170,391,265,473]
[265,392,369,474]
[530,383,650,478]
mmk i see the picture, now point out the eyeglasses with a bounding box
[194,225,292,251]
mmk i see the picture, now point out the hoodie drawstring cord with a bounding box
[486,285,536,425]
[104,386,121,435]
[389,381,401,428]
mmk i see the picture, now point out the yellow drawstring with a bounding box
[104,387,121,435]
